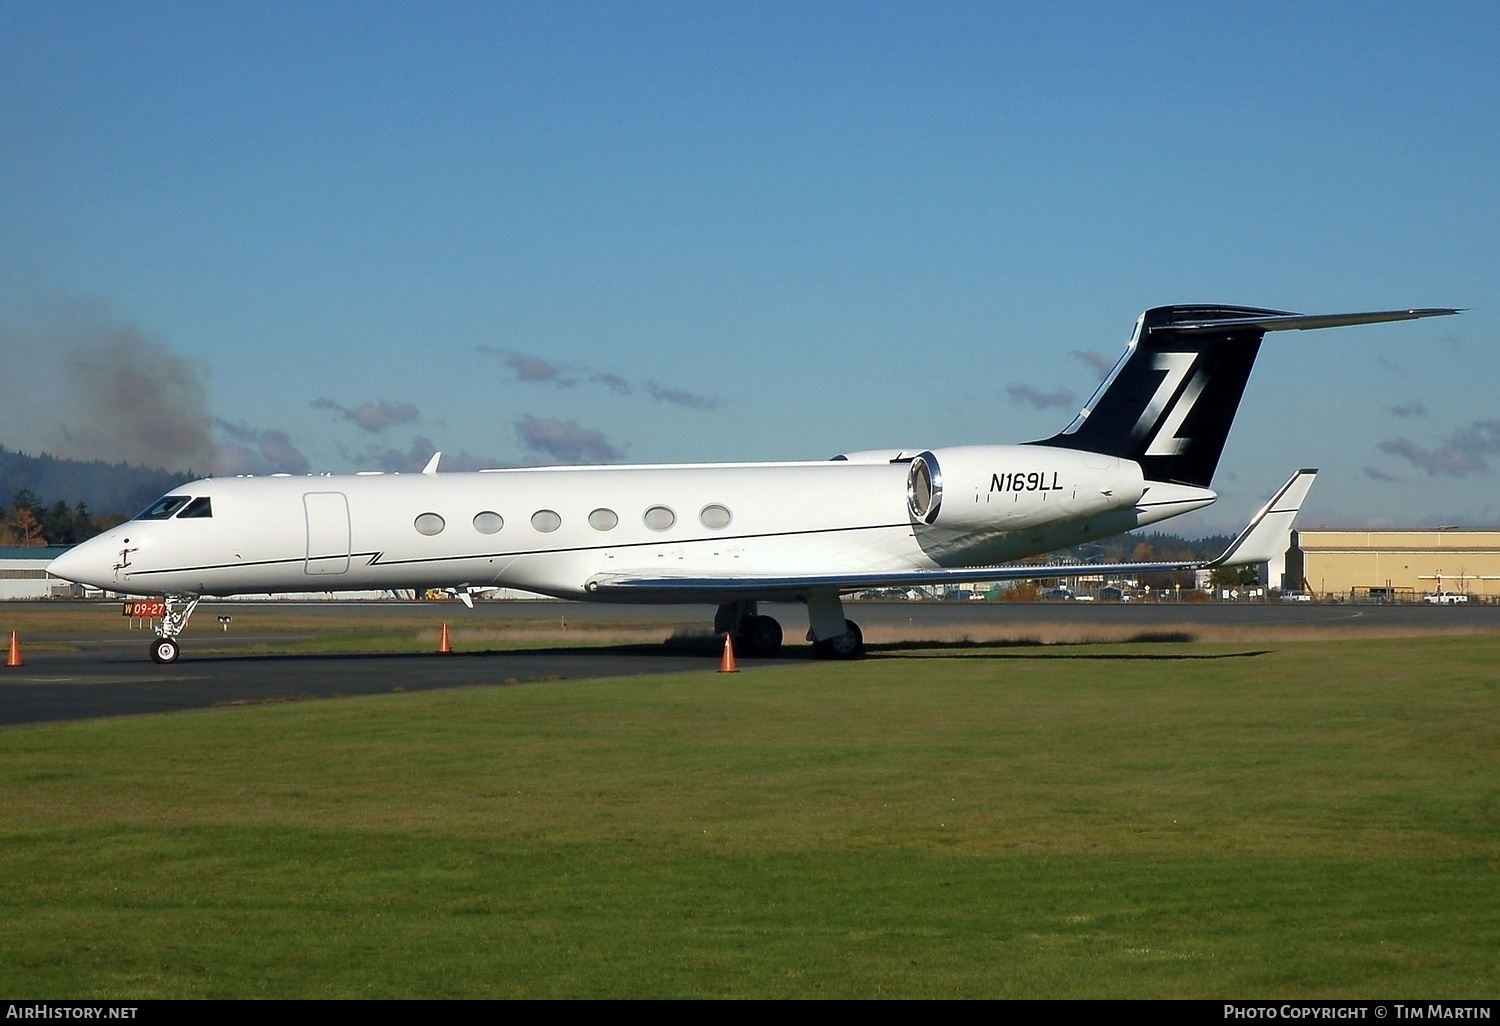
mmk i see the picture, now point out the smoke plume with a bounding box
[53,317,217,470]
[3,301,311,476]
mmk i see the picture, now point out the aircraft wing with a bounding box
[585,469,1317,600]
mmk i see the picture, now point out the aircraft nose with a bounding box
[46,547,82,585]
[48,536,114,589]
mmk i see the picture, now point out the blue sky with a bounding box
[1,1,1496,530]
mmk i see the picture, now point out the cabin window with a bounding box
[414,512,446,536]
[472,511,504,534]
[643,505,676,531]
[177,497,214,519]
[699,504,732,530]
[588,508,618,531]
[531,510,562,533]
[135,495,192,520]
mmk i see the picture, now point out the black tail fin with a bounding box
[1031,304,1459,488]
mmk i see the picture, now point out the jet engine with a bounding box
[903,445,1146,561]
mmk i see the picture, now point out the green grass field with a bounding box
[2,632,1497,997]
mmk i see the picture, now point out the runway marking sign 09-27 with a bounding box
[123,600,167,619]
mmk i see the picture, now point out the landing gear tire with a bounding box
[813,619,864,660]
[150,637,180,664]
[737,615,784,656]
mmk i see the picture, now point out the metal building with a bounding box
[1294,529,1500,601]
[0,547,72,600]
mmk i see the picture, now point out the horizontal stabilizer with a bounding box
[1164,309,1460,334]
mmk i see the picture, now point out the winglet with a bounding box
[1208,469,1317,568]
[422,452,442,475]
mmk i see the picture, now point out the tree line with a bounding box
[0,446,191,525]
[0,489,128,547]
[0,446,194,547]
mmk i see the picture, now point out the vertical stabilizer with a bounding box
[1031,304,1457,487]
[1031,305,1275,487]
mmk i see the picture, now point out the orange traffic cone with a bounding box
[437,622,452,654]
[718,633,738,674]
[6,631,22,667]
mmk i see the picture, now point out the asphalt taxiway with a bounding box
[2,599,1494,727]
[0,644,771,727]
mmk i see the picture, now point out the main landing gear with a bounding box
[811,619,864,660]
[806,591,864,659]
[715,601,785,656]
[713,594,865,660]
[149,594,200,664]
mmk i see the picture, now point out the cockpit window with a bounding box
[135,495,192,520]
[177,497,213,519]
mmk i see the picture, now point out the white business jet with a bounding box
[48,304,1456,663]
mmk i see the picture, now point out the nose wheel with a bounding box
[148,593,200,664]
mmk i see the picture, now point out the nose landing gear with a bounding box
[149,594,200,664]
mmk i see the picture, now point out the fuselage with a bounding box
[43,303,1452,664]
[47,444,1208,603]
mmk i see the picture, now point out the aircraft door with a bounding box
[304,492,351,575]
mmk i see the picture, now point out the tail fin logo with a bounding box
[1032,304,1456,489]
[1133,352,1209,457]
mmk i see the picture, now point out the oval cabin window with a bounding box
[643,505,676,531]
[699,504,732,530]
[531,510,562,533]
[414,513,446,536]
[472,511,504,534]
